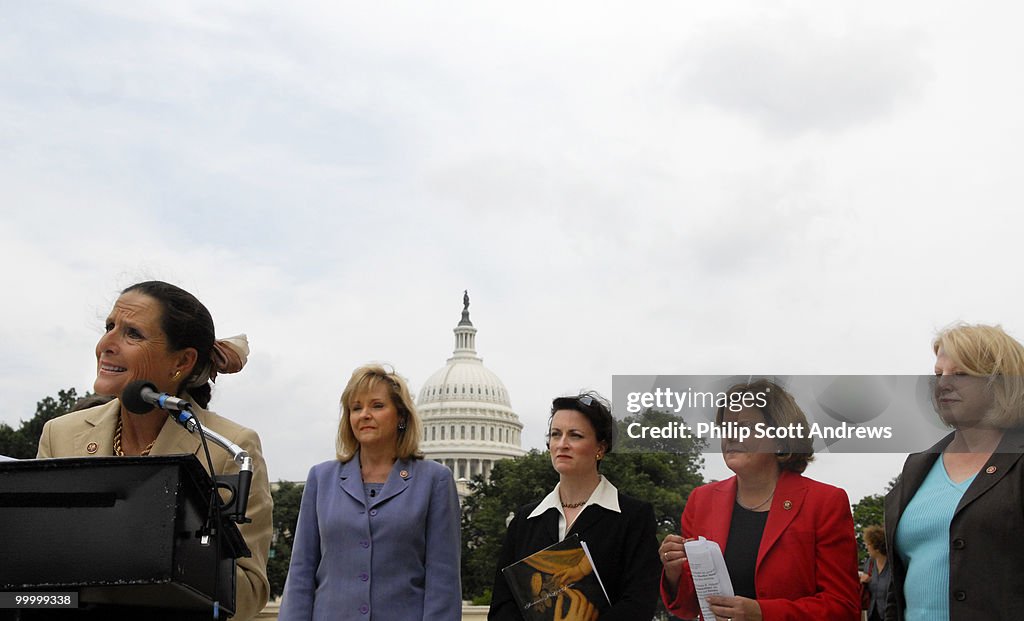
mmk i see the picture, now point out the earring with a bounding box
[596,452,603,461]
[398,420,407,431]
[172,370,182,380]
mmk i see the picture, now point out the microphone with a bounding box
[122,380,193,414]
[120,379,253,524]
[122,380,199,433]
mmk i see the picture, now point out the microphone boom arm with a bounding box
[172,411,254,524]
[121,381,255,525]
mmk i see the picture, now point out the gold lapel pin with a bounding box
[783,500,793,510]
[986,465,997,474]
[400,470,409,479]
[86,442,99,454]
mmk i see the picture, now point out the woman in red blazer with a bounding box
[660,380,860,621]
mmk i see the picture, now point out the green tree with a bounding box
[461,451,559,602]
[613,408,706,537]
[0,388,84,458]
[268,480,304,598]
[461,408,705,604]
[851,477,898,560]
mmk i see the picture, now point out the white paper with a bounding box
[684,536,735,621]
[579,540,611,605]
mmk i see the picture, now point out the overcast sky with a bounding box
[3,1,1023,505]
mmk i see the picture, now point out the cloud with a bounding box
[3,1,1024,500]
[677,14,930,136]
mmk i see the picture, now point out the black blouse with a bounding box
[723,502,769,599]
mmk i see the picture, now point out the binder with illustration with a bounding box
[501,534,611,620]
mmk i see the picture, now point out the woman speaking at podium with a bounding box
[36,280,273,621]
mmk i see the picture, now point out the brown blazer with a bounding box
[884,429,1024,620]
[37,398,273,621]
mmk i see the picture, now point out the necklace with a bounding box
[113,417,156,457]
[736,491,774,512]
[360,457,397,483]
[561,499,586,509]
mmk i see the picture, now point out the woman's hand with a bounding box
[859,571,870,584]
[554,588,598,621]
[706,595,762,621]
[552,558,592,587]
[659,534,693,593]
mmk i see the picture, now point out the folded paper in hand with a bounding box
[685,536,735,621]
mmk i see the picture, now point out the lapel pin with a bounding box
[400,470,409,479]
[86,442,99,454]
[783,500,793,510]
[986,465,997,474]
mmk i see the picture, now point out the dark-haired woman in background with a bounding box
[660,379,859,621]
[885,323,1024,620]
[37,281,272,621]
[489,392,661,621]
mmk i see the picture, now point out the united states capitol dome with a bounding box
[417,342,512,408]
[418,292,525,493]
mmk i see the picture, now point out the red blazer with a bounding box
[661,470,860,621]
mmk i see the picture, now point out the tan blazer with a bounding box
[37,398,273,621]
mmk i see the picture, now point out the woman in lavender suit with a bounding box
[279,365,462,621]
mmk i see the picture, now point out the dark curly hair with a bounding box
[549,391,615,460]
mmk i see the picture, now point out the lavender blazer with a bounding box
[278,455,462,621]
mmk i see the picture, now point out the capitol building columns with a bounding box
[435,457,498,481]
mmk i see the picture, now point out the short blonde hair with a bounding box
[933,323,1024,428]
[336,364,422,463]
[715,379,815,473]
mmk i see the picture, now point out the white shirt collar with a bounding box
[528,475,620,538]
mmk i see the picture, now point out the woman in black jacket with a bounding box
[488,392,661,621]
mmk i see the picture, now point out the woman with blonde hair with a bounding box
[885,323,1024,620]
[279,365,461,621]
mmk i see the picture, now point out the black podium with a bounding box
[0,455,249,620]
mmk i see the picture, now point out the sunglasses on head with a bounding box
[553,394,597,412]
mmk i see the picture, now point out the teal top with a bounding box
[895,457,976,621]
